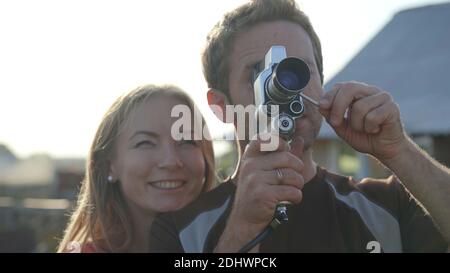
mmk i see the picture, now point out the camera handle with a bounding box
[273,93,318,223]
[239,95,320,253]
[275,203,289,222]
[238,204,287,253]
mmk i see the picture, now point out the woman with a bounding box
[57,84,215,252]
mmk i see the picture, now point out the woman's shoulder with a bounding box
[81,242,98,253]
[63,241,104,253]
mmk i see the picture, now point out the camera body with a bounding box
[253,45,310,140]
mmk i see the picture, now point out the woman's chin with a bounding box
[148,200,189,213]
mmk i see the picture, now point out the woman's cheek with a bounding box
[182,149,205,181]
[120,153,154,194]
[130,150,156,175]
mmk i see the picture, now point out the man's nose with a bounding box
[157,144,184,169]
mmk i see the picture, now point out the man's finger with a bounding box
[364,101,399,134]
[244,133,290,157]
[349,92,392,132]
[272,185,303,204]
[246,151,304,174]
[328,83,378,127]
[289,135,305,159]
[319,83,342,110]
[267,168,304,190]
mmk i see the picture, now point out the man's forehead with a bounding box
[230,20,315,62]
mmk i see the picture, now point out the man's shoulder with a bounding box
[164,179,235,230]
[357,175,404,201]
[320,166,401,199]
[320,167,359,192]
[320,166,407,222]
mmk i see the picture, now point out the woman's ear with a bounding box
[108,160,119,183]
[207,89,232,123]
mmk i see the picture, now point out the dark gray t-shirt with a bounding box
[149,166,448,253]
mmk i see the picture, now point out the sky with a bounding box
[0,0,447,158]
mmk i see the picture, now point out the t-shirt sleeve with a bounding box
[392,176,448,252]
[148,213,184,253]
[358,175,448,252]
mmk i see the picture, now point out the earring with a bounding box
[107,175,114,183]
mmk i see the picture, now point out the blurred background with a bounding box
[1,0,449,252]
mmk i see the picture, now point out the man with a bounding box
[149,0,449,252]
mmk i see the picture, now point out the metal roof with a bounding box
[320,3,450,138]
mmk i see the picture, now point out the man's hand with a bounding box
[319,81,407,161]
[214,134,305,252]
[320,81,450,244]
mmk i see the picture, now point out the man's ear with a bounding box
[207,89,232,123]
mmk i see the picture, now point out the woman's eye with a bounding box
[135,140,155,148]
[180,139,198,146]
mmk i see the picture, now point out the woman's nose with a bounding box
[157,145,184,169]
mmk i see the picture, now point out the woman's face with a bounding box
[111,96,206,214]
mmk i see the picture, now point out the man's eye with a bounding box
[252,62,262,82]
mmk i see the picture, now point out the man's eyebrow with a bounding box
[129,130,158,141]
[248,57,314,69]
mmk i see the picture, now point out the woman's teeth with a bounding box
[150,180,185,189]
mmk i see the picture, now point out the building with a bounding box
[314,3,450,178]
[0,145,85,252]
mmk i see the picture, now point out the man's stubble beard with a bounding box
[296,101,322,152]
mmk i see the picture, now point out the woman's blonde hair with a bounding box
[57,84,215,252]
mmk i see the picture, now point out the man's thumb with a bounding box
[290,136,305,157]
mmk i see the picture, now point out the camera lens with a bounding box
[278,70,301,90]
[267,57,310,104]
[275,57,310,92]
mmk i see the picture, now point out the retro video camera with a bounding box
[253,45,310,141]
